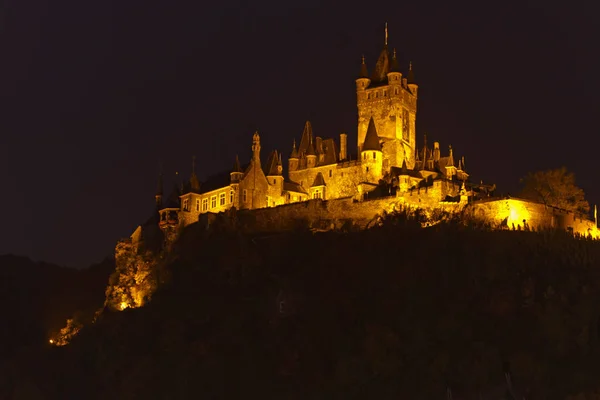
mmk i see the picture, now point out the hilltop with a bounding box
[3,216,600,398]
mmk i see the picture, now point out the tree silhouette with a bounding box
[520,167,590,214]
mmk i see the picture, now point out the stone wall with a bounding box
[289,161,364,200]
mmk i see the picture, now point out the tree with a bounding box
[519,167,590,214]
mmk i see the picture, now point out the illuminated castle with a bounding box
[152,27,479,241]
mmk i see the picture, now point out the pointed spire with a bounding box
[384,22,388,47]
[407,61,416,84]
[390,48,400,72]
[362,117,381,151]
[306,133,316,156]
[448,145,454,167]
[359,55,369,78]
[290,139,298,158]
[421,133,427,170]
[252,131,261,165]
[233,154,242,173]
[400,157,408,175]
[298,121,313,154]
[371,24,390,82]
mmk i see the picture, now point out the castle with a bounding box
[139,27,597,246]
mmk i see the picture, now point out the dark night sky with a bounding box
[1,0,598,267]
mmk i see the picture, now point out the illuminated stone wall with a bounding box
[289,161,364,200]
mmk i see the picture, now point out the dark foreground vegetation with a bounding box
[3,213,600,399]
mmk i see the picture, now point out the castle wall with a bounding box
[289,161,364,200]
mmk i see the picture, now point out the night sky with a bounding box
[1,0,598,267]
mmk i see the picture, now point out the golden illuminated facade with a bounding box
[153,28,473,238]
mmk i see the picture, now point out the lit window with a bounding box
[395,88,399,95]
[202,198,208,211]
[211,196,216,208]
[230,190,234,203]
[196,199,200,211]
[384,90,387,97]
[243,189,247,203]
[219,193,226,206]
[313,189,321,199]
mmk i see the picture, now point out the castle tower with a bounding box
[288,139,299,172]
[356,25,417,170]
[306,135,317,169]
[252,131,261,166]
[229,155,243,208]
[266,150,284,189]
[361,117,383,184]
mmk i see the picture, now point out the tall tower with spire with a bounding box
[356,24,418,169]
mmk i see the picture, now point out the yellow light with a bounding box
[119,302,129,311]
[49,339,54,344]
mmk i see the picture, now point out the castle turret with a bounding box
[266,150,284,184]
[252,131,261,166]
[288,139,299,172]
[445,145,456,179]
[433,142,440,163]
[230,155,243,183]
[361,117,383,183]
[407,61,418,97]
[398,158,410,194]
[387,48,403,86]
[306,135,317,169]
[355,55,371,92]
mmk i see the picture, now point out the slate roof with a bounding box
[359,55,369,78]
[371,45,390,83]
[407,62,416,84]
[232,155,242,173]
[390,49,400,73]
[311,172,326,187]
[265,150,281,176]
[362,117,382,151]
[321,138,338,165]
[283,180,307,194]
[298,121,313,154]
[390,165,422,179]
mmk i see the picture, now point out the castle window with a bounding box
[183,198,189,211]
[366,166,369,172]
[363,153,366,160]
[329,170,332,178]
[341,172,344,177]
[273,179,276,184]
[211,196,217,208]
[395,88,399,95]
[373,152,376,159]
[196,199,200,211]
[266,196,270,207]
[243,189,247,203]
[230,190,234,203]
[367,93,371,99]
[383,90,387,97]
[375,92,378,98]
[202,198,208,211]
[219,193,226,206]
[313,189,321,199]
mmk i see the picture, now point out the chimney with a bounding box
[433,142,440,162]
[339,133,347,161]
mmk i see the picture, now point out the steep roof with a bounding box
[289,139,298,159]
[306,135,316,156]
[362,117,381,151]
[265,150,281,176]
[283,180,308,194]
[165,184,181,208]
[298,121,313,154]
[407,61,416,84]
[311,172,326,187]
[232,155,242,173]
[359,55,369,78]
[390,49,400,73]
[371,46,390,84]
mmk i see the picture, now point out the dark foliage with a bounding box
[3,216,600,398]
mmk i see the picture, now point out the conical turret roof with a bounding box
[362,117,381,151]
[232,155,242,173]
[298,121,313,154]
[390,49,400,73]
[359,55,369,78]
[289,139,298,159]
[407,61,416,84]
